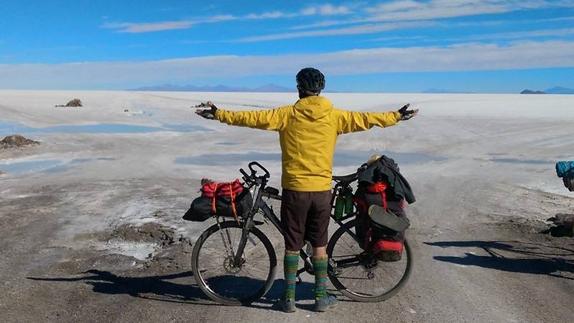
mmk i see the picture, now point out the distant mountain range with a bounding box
[130,84,574,94]
[521,86,574,94]
[422,88,475,94]
[131,83,293,93]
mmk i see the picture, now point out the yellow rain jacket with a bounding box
[215,96,401,192]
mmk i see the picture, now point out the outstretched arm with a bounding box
[195,101,290,131]
[335,104,418,134]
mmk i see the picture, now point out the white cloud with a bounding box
[102,21,195,33]
[366,0,422,13]
[1,41,573,89]
[459,27,574,41]
[102,14,239,33]
[245,11,287,19]
[301,4,352,16]
[205,15,236,23]
[292,0,574,32]
[102,3,353,33]
[236,21,433,42]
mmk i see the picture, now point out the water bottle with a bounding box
[334,195,345,219]
[344,191,354,214]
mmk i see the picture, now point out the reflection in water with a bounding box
[176,152,280,166]
[0,160,63,174]
[0,157,115,175]
[0,121,208,136]
[490,158,550,165]
[176,150,445,167]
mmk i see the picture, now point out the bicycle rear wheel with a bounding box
[192,221,277,305]
[327,219,412,302]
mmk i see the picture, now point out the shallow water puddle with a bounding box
[176,150,445,167]
[0,157,114,175]
[0,121,208,136]
[489,157,551,165]
[0,159,63,174]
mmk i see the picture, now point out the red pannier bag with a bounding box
[354,181,408,261]
[183,179,253,222]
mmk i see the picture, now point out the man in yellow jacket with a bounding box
[196,67,418,312]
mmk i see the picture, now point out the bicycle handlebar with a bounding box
[240,161,271,185]
[248,161,270,178]
[240,168,250,180]
[241,160,365,186]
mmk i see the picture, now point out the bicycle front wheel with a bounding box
[327,219,412,302]
[191,221,277,305]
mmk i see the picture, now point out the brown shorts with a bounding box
[280,189,332,251]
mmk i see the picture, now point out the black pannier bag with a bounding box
[183,179,253,222]
[564,176,574,192]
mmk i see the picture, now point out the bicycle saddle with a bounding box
[332,173,357,184]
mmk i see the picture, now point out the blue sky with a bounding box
[1,0,574,92]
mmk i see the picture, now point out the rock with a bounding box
[544,214,574,237]
[0,135,40,149]
[55,98,83,107]
[65,98,83,107]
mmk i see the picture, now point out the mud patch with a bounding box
[480,215,549,235]
[102,222,193,272]
[55,221,193,275]
[110,223,175,245]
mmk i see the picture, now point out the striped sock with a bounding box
[313,256,328,300]
[283,251,299,301]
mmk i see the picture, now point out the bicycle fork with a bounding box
[217,217,255,268]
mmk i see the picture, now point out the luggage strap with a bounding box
[367,182,388,209]
[209,182,240,223]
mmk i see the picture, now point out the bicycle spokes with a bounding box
[192,221,277,305]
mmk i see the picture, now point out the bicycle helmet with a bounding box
[296,67,325,94]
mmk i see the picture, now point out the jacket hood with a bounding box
[294,96,332,120]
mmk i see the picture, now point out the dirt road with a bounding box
[1,171,572,323]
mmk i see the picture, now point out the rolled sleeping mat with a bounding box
[564,176,574,192]
[368,205,410,232]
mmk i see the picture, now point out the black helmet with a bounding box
[296,67,325,94]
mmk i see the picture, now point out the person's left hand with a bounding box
[195,101,218,120]
[397,103,418,121]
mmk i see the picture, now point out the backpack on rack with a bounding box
[353,155,414,261]
[183,179,253,222]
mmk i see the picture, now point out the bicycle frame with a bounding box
[223,172,361,274]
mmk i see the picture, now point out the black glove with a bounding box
[195,101,218,120]
[398,103,418,121]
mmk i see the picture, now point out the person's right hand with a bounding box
[195,101,218,120]
[397,104,418,121]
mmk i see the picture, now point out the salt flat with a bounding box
[0,90,573,322]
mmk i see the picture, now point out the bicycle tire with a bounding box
[327,219,412,302]
[192,221,278,305]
